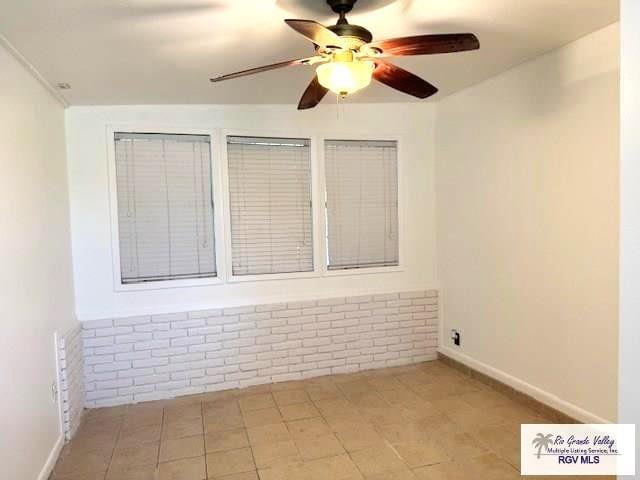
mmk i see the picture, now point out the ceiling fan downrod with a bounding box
[327,0,356,24]
[326,0,373,44]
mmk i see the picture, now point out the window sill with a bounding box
[114,276,224,292]
[226,270,321,283]
[322,265,404,277]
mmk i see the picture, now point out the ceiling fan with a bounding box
[209,0,479,109]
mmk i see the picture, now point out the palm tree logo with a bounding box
[532,433,554,459]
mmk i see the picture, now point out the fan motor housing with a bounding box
[327,23,373,44]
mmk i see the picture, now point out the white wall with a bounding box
[619,0,640,473]
[63,22,622,426]
[65,103,437,321]
[0,43,76,479]
[435,23,619,422]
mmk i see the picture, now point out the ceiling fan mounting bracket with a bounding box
[325,0,371,44]
[327,0,358,16]
[327,0,357,25]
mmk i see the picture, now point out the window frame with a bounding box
[106,126,405,290]
[219,129,323,283]
[106,125,225,291]
[318,133,405,277]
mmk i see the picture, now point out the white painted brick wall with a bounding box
[82,289,439,407]
[57,324,85,440]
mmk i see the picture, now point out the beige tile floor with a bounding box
[51,361,611,480]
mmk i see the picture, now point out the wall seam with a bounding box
[0,33,69,108]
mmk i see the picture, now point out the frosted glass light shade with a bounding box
[316,60,375,96]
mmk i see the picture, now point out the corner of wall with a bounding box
[438,346,612,424]
[56,322,86,440]
[0,33,69,108]
[36,433,64,480]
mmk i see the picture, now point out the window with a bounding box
[227,136,313,276]
[324,139,399,270]
[114,133,216,284]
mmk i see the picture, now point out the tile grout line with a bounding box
[316,392,369,479]
[103,412,125,480]
[339,377,416,479]
[200,399,207,480]
[313,381,366,475]
[255,391,294,474]
[275,392,304,467]
[155,405,166,477]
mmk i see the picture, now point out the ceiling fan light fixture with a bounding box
[209,0,480,109]
[316,58,375,97]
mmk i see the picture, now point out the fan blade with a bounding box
[298,76,329,110]
[373,61,438,99]
[367,33,479,57]
[210,58,313,82]
[285,19,346,48]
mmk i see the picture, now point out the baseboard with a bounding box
[37,433,63,480]
[438,346,611,424]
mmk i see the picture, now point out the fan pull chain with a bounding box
[336,94,345,121]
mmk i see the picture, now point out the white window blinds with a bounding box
[325,139,399,270]
[227,136,313,276]
[114,133,216,284]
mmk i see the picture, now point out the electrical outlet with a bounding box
[451,329,461,347]
[51,381,58,403]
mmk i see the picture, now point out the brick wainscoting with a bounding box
[57,324,85,439]
[82,290,438,407]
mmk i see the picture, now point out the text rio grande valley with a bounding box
[546,435,619,464]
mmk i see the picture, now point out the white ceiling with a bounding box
[0,0,618,105]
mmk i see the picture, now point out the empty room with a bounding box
[2,0,639,479]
